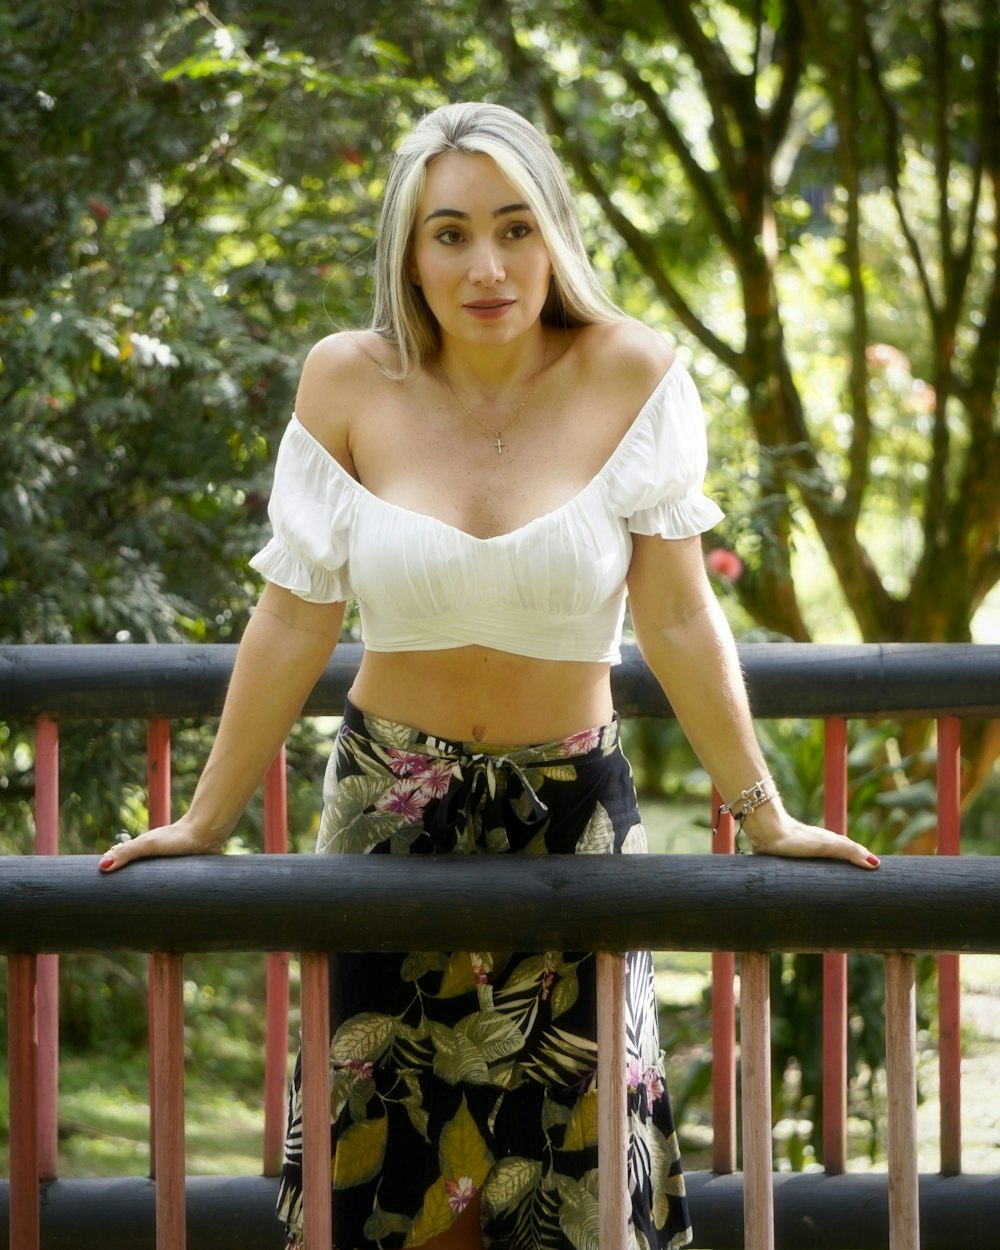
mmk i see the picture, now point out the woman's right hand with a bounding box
[96,588,344,878]
[98,817,227,873]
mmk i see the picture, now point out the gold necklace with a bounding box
[437,336,549,455]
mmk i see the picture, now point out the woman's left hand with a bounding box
[741,807,880,869]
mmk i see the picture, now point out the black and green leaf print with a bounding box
[278,700,692,1250]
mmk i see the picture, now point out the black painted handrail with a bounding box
[3,1173,1000,1250]
[1,642,999,720]
[2,854,998,956]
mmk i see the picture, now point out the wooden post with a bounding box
[263,749,291,1177]
[822,717,848,1174]
[937,952,961,1174]
[596,951,629,1247]
[711,789,737,1175]
[8,954,40,1250]
[151,953,186,1250]
[936,716,962,1176]
[301,952,332,1248]
[885,953,920,1250]
[740,951,774,1250]
[147,717,171,1179]
[34,716,60,1180]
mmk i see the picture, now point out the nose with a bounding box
[469,240,505,287]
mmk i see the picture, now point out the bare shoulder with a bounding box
[295,331,398,461]
[573,319,676,399]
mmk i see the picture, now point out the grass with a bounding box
[54,1056,266,1176]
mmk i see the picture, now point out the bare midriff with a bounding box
[349,648,615,746]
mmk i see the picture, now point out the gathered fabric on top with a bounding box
[249,358,724,664]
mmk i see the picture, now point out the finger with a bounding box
[99,832,149,873]
[845,839,880,869]
[98,828,197,873]
[756,825,879,870]
[807,828,880,870]
[99,832,133,873]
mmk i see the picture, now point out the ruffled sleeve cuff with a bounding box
[628,491,726,539]
[247,416,358,604]
[605,359,725,540]
[248,536,353,603]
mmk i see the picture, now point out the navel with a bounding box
[471,724,487,743]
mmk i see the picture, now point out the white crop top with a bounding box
[249,359,724,664]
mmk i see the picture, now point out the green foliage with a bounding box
[491,0,1000,643]
[0,0,397,647]
[1,0,998,1166]
[5,0,994,652]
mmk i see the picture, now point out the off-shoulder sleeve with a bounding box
[248,416,358,603]
[604,360,725,538]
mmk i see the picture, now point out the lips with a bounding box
[464,298,514,310]
[462,298,515,321]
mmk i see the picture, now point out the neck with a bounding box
[435,327,549,396]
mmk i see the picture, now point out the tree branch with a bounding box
[615,59,741,259]
[767,0,807,156]
[924,0,954,556]
[931,0,954,276]
[490,2,743,370]
[860,18,940,325]
[655,0,748,193]
[965,4,1000,445]
[799,0,872,528]
[539,82,742,371]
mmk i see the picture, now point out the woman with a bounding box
[100,102,879,1250]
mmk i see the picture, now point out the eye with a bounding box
[435,227,464,245]
[505,222,533,240]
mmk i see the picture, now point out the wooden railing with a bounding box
[2,642,999,1249]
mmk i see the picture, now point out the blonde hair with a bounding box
[371,102,624,376]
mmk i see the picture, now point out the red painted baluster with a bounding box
[596,952,629,1246]
[8,955,40,1250]
[263,747,291,1177]
[711,787,737,1174]
[822,717,848,1174]
[151,952,186,1249]
[147,718,171,1181]
[885,953,920,1250]
[300,951,333,1247]
[936,715,962,1175]
[34,716,60,1180]
[741,951,775,1250]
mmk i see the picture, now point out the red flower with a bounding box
[86,197,110,223]
[706,548,744,581]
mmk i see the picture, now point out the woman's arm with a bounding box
[626,533,878,868]
[100,583,345,871]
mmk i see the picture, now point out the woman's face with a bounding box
[408,151,553,351]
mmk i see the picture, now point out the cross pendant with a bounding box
[495,434,504,454]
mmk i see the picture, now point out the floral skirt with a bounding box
[277,698,692,1250]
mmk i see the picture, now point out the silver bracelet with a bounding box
[712,774,778,849]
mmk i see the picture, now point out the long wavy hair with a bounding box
[370,102,624,377]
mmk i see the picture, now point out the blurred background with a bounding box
[1,0,998,1183]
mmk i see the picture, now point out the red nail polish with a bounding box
[866,854,880,867]
[100,855,115,869]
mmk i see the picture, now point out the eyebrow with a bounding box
[422,202,531,223]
